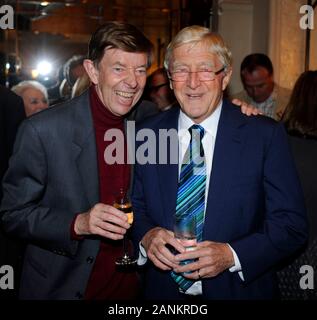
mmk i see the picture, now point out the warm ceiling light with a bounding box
[41,1,49,6]
[31,69,39,79]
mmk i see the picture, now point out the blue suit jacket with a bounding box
[132,100,308,300]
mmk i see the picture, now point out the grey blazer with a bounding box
[0,92,101,299]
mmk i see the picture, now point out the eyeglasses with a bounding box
[168,67,225,82]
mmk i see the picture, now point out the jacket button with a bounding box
[75,291,83,299]
[86,256,94,264]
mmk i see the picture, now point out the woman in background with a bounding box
[12,80,49,117]
[279,70,317,300]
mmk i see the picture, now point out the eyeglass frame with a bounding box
[168,66,226,82]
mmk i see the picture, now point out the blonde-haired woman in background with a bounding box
[12,80,49,117]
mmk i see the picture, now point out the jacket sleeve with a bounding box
[131,160,158,253]
[230,122,308,283]
[0,119,80,257]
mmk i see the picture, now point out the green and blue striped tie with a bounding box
[171,124,206,292]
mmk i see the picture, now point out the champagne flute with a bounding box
[114,189,137,266]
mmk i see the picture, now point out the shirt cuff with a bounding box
[227,243,244,281]
[137,241,148,266]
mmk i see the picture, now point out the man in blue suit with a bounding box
[132,26,308,299]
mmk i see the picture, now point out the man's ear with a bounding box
[83,59,99,85]
[222,67,233,91]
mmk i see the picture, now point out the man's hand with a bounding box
[74,203,130,240]
[232,98,262,116]
[141,227,186,271]
[173,241,235,280]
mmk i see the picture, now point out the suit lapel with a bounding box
[156,107,180,229]
[72,92,100,207]
[203,100,247,240]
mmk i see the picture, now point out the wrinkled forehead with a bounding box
[102,47,148,65]
[171,42,221,68]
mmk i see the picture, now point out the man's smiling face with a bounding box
[170,42,231,123]
[85,48,148,116]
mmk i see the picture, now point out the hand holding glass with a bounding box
[174,215,197,273]
[114,190,136,266]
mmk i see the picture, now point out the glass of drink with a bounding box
[174,211,197,273]
[114,189,136,266]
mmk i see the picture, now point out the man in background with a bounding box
[0,85,26,299]
[232,53,291,120]
[146,67,177,112]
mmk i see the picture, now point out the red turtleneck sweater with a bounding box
[83,86,139,299]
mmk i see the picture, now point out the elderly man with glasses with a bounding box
[131,25,308,300]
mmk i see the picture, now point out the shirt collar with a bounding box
[178,100,222,139]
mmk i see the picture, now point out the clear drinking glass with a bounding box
[114,189,136,266]
[174,211,197,272]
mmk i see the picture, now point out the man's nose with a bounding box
[187,72,200,89]
[125,69,138,88]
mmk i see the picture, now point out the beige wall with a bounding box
[268,0,307,90]
[218,0,270,95]
[218,0,316,95]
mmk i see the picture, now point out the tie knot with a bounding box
[189,124,205,141]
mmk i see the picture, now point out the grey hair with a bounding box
[164,25,232,71]
[11,80,48,100]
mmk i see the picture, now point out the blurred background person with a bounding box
[11,80,49,117]
[59,55,86,101]
[146,67,177,112]
[71,72,91,99]
[47,66,68,105]
[0,85,26,299]
[278,70,317,300]
[232,53,291,120]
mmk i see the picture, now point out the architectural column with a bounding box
[268,0,307,89]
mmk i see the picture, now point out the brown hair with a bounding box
[282,70,317,138]
[88,21,153,67]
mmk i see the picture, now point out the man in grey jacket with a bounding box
[0,21,153,300]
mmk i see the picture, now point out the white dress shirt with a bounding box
[138,101,244,295]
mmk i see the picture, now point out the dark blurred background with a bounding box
[0,0,316,97]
